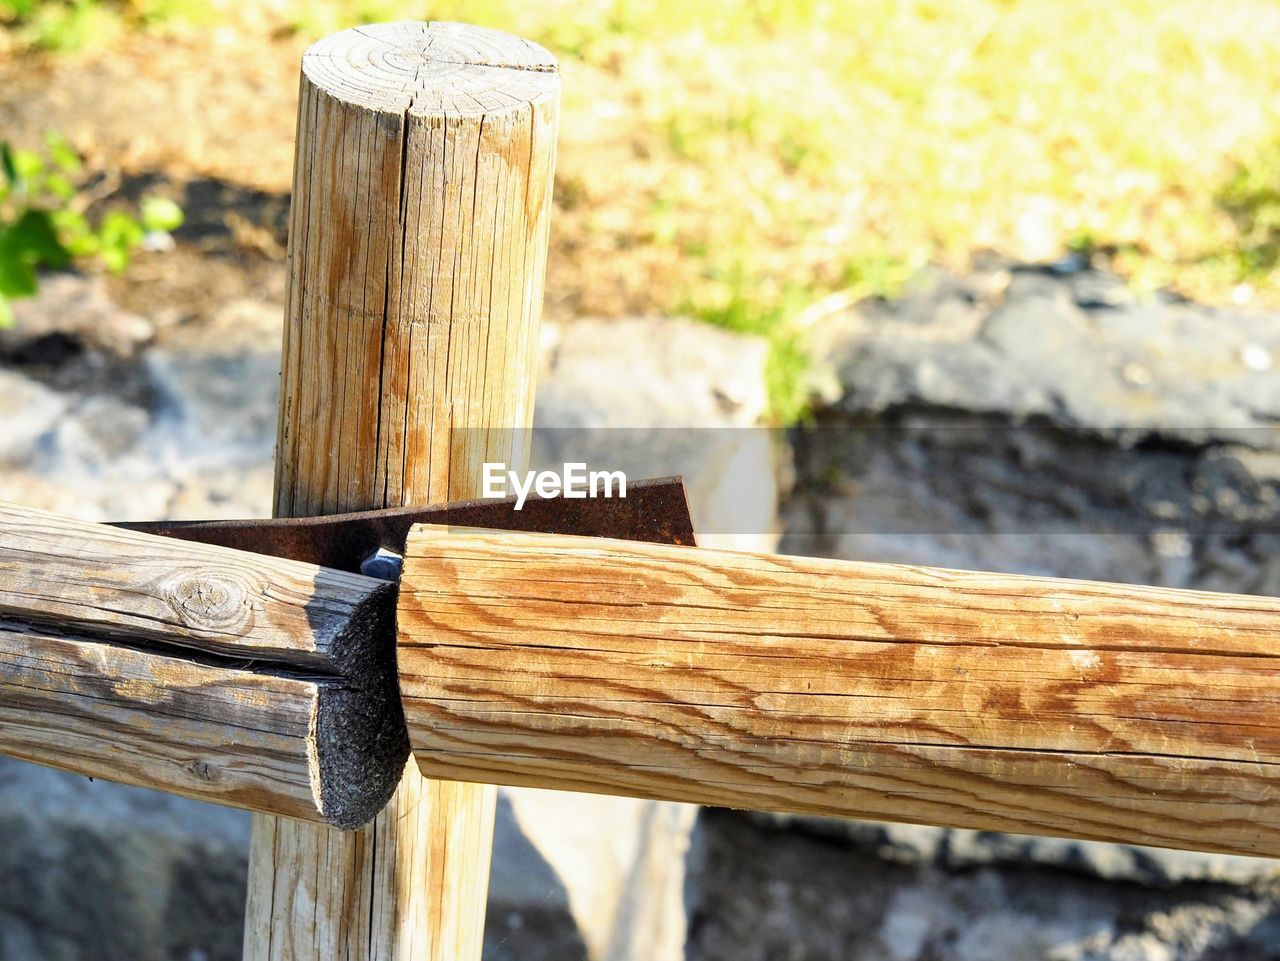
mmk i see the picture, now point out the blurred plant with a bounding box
[0,132,183,325]
[0,0,211,51]
[1217,142,1280,281]
[2,0,112,50]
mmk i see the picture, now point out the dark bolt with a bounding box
[360,547,404,582]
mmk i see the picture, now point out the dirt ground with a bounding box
[0,20,735,330]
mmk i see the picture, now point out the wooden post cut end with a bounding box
[301,20,558,119]
[312,576,409,829]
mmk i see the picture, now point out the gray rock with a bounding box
[0,758,248,961]
[537,317,769,428]
[141,297,282,487]
[0,295,282,522]
[3,274,154,360]
[33,394,151,476]
[689,811,1280,961]
[765,815,1277,887]
[535,317,778,552]
[490,790,698,961]
[0,369,69,465]
[826,264,1280,443]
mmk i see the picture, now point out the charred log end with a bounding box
[313,579,409,830]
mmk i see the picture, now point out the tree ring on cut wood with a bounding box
[276,19,561,517]
[302,20,558,118]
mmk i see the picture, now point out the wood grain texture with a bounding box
[247,19,557,961]
[0,502,403,828]
[398,527,1280,858]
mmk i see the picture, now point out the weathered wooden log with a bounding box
[246,19,558,961]
[398,525,1280,858]
[0,502,405,829]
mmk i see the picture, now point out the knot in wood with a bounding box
[163,570,254,634]
[187,759,217,782]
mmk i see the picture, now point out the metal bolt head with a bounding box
[360,547,404,582]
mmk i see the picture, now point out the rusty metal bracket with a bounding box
[114,475,696,575]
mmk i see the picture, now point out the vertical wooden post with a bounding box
[245,20,558,961]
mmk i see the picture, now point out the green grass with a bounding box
[8,0,1280,419]
[1217,141,1280,283]
[0,0,217,50]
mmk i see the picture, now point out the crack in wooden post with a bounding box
[246,20,558,961]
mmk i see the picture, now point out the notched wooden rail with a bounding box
[0,503,407,828]
[397,526,1280,859]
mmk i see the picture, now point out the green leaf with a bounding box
[1,0,40,19]
[11,148,43,183]
[43,131,81,173]
[0,293,12,330]
[0,207,71,298]
[50,206,88,232]
[50,207,96,255]
[99,210,143,274]
[0,143,16,189]
[100,244,130,274]
[0,245,38,298]
[140,195,183,233]
[65,235,99,257]
[8,209,72,270]
[43,173,76,201]
[99,209,145,249]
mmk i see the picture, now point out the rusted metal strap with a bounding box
[114,475,695,574]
